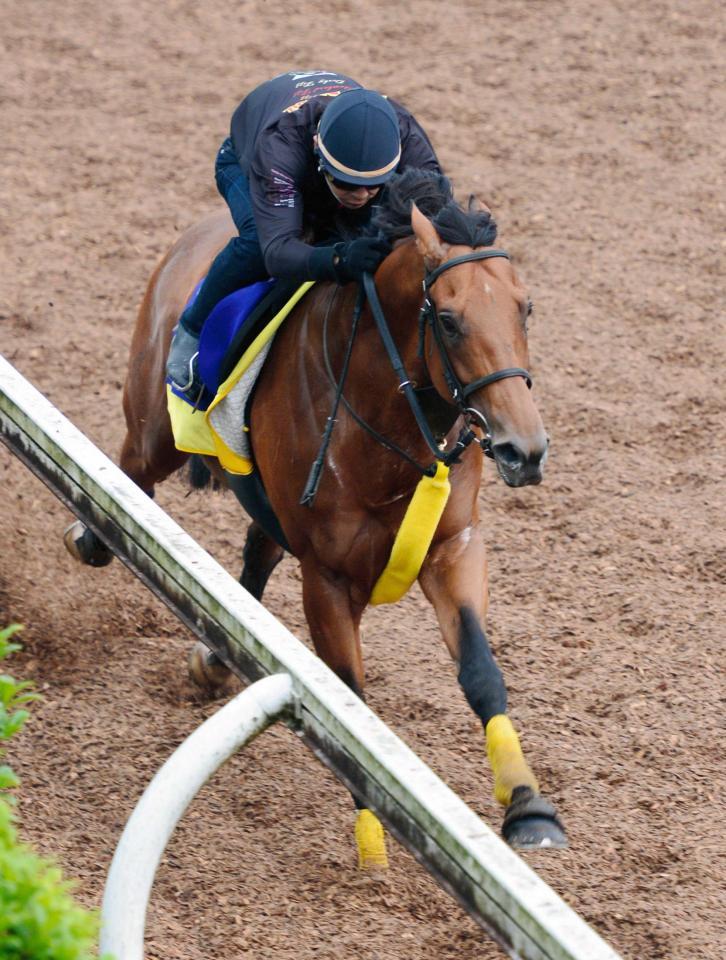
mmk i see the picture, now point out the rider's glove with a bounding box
[331,236,392,283]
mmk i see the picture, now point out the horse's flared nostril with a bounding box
[492,442,525,472]
[491,441,545,486]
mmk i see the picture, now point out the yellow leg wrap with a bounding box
[486,714,539,807]
[355,809,389,870]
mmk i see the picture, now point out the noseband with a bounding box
[419,249,532,406]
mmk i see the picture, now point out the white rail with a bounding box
[100,674,294,959]
[0,354,622,960]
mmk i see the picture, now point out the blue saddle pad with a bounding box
[194,278,276,394]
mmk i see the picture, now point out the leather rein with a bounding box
[363,248,532,469]
[301,248,532,505]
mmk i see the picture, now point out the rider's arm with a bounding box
[249,129,340,282]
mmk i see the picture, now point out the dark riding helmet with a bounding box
[317,89,401,187]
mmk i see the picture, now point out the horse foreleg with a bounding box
[240,521,285,596]
[419,528,567,848]
[301,556,388,871]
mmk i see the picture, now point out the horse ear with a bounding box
[411,202,446,268]
[468,194,492,215]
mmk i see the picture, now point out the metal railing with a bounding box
[100,674,295,959]
[0,354,622,960]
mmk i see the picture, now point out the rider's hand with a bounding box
[332,235,392,283]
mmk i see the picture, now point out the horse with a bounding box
[65,169,566,857]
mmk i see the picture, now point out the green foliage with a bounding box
[0,625,39,749]
[0,625,111,960]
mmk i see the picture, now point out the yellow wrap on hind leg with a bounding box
[355,809,389,870]
[485,714,539,806]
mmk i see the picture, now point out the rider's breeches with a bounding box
[179,139,267,336]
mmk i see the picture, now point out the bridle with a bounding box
[364,248,532,464]
[301,248,533,505]
[420,249,532,409]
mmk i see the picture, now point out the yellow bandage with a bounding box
[370,461,450,605]
[354,809,389,870]
[485,714,539,807]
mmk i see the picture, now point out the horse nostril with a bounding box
[491,442,525,471]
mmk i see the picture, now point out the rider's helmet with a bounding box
[316,89,401,187]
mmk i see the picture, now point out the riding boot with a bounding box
[166,236,266,398]
[166,325,201,396]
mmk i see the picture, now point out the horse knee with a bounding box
[457,606,507,725]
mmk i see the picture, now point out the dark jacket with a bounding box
[229,70,441,280]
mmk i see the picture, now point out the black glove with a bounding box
[332,235,392,283]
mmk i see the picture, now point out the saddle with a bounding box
[166,278,313,473]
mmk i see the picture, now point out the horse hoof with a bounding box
[188,641,234,695]
[63,520,113,567]
[502,786,568,850]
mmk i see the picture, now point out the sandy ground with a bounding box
[1,1,724,958]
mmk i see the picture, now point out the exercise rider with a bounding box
[166,69,442,396]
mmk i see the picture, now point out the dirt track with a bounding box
[1,2,724,958]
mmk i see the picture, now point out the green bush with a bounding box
[0,624,109,960]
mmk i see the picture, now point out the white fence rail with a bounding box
[0,354,622,960]
[100,674,295,959]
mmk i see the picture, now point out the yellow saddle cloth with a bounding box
[166,282,314,475]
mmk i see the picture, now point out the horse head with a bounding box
[410,201,549,486]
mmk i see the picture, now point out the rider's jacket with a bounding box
[229,70,441,280]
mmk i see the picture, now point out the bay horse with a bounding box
[66,170,566,855]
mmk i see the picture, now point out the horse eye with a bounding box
[438,311,461,339]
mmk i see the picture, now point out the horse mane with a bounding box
[372,169,498,247]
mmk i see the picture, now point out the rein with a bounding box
[364,249,532,465]
[300,248,533,506]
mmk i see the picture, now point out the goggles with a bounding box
[325,171,383,193]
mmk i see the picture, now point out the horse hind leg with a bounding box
[63,423,187,569]
[420,532,567,849]
[189,521,285,694]
[63,519,114,567]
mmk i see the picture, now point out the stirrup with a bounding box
[170,350,200,394]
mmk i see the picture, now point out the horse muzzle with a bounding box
[490,436,549,487]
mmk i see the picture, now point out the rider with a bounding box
[166,69,442,395]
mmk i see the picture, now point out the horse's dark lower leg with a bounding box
[191,522,285,693]
[420,531,567,848]
[457,607,566,847]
